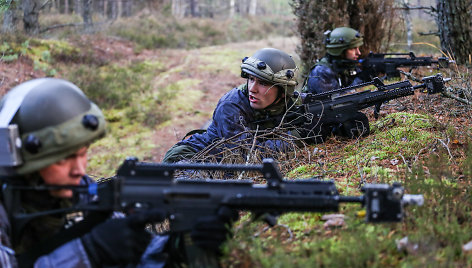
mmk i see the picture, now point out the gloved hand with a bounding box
[340,112,370,139]
[190,207,239,254]
[81,209,166,266]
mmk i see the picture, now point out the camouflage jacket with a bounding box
[305,56,364,94]
[170,84,299,161]
[0,175,168,267]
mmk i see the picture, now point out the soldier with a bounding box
[304,27,365,94]
[0,78,233,267]
[162,47,301,163]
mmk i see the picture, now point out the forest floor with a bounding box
[0,35,468,166]
[0,36,295,160]
[2,33,472,267]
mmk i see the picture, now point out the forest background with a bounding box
[1,0,472,267]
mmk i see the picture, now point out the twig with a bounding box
[442,90,472,106]
[399,70,422,82]
[398,153,412,173]
[418,31,439,36]
[435,137,455,163]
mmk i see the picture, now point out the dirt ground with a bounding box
[0,36,300,161]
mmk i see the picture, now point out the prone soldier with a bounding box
[304,26,365,94]
[163,47,301,163]
[0,78,234,267]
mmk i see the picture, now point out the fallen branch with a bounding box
[39,23,84,34]
[442,89,472,106]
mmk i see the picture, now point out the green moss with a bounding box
[197,48,242,76]
[371,112,435,132]
[362,165,396,180]
[165,79,204,115]
[345,112,438,163]
[88,121,156,177]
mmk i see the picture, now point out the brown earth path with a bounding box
[0,36,300,162]
[141,37,300,161]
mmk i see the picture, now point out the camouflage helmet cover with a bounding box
[0,78,106,175]
[325,27,364,56]
[241,48,298,96]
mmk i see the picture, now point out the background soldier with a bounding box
[163,47,301,163]
[304,27,365,94]
[0,78,233,267]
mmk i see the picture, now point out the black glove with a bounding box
[190,207,239,253]
[340,112,370,139]
[81,209,166,266]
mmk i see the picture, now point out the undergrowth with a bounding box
[107,14,295,50]
[223,148,472,267]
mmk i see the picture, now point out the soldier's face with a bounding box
[345,47,361,61]
[39,146,88,198]
[247,75,280,110]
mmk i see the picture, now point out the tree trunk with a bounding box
[94,0,105,17]
[172,0,185,18]
[121,0,132,17]
[403,0,413,51]
[2,1,19,33]
[74,0,82,15]
[22,0,41,35]
[107,0,117,19]
[82,0,93,31]
[435,0,472,64]
[189,0,199,17]
[292,0,396,74]
[249,0,257,16]
[229,0,235,17]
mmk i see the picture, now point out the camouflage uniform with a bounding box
[163,84,298,163]
[305,55,364,94]
[163,48,299,163]
[0,78,168,267]
[305,27,365,94]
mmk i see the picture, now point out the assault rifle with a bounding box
[6,158,423,267]
[256,73,448,143]
[359,52,452,80]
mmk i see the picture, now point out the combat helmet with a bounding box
[241,48,298,96]
[325,27,363,57]
[0,78,106,175]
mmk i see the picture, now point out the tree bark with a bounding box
[82,0,93,31]
[249,0,257,16]
[74,0,82,15]
[189,0,199,17]
[172,0,185,18]
[121,0,132,17]
[22,0,41,35]
[292,0,396,74]
[403,0,413,51]
[435,0,472,64]
[229,0,235,17]
[2,1,19,33]
[107,0,117,19]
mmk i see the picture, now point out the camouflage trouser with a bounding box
[162,144,198,163]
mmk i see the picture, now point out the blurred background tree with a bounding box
[435,0,472,65]
[291,0,396,74]
[292,0,472,74]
